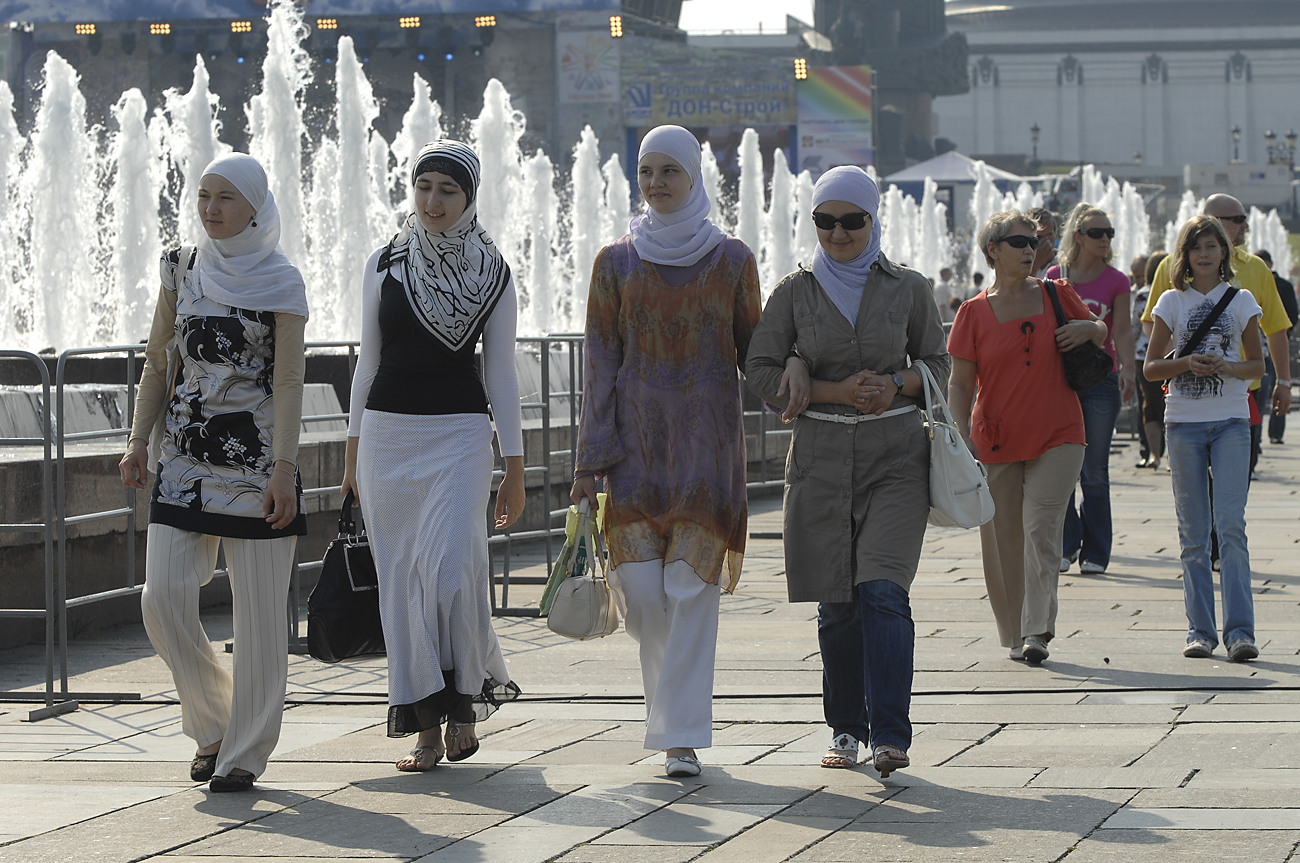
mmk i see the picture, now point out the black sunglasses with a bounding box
[812,211,871,231]
[1081,227,1115,239]
[1217,214,1248,225]
[998,235,1040,250]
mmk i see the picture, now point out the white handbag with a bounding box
[916,363,996,529]
[546,497,621,640]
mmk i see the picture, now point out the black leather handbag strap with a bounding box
[1174,287,1239,359]
[339,490,359,537]
[1042,278,1072,328]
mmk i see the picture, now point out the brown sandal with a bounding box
[872,745,909,778]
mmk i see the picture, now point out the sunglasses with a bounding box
[1217,214,1248,225]
[1081,227,1115,239]
[812,211,871,231]
[998,235,1040,250]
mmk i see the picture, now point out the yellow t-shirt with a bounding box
[1141,245,1288,390]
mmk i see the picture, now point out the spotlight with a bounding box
[609,16,623,38]
[75,23,96,35]
[237,56,245,64]
[399,16,421,28]
[231,21,252,34]
[445,52,454,60]
[794,58,808,80]
[150,23,170,35]
[317,18,338,30]
[475,15,496,28]
[417,53,425,61]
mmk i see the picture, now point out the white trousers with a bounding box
[141,523,296,778]
[615,559,720,750]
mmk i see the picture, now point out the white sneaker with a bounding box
[1023,635,1049,664]
[1080,561,1106,575]
[1059,557,1072,573]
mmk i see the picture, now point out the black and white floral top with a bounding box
[151,249,307,538]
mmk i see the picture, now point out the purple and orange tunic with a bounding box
[575,235,762,593]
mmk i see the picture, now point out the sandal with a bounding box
[190,751,219,782]
[821,733,859,769]
[396,746,442,772]
[872,744,909,779]
[209,769,255,793]
[445,721,480,763]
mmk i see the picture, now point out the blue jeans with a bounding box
[1166,418,1254,646]
[1063,371,1121,568]
[818,579,913,751]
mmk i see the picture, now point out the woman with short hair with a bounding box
[948,210,1106,664]
[746,166,949,777]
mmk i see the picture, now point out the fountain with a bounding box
[0,0,1291,354]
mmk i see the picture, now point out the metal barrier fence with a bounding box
[2,336,792,717]
[0,351,59,721]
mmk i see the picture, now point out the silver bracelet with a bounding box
[1277,379,1292,388]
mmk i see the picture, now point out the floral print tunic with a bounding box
[576,236,761,592]
[151,250,306,539]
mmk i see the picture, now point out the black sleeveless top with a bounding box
[365,249,504,417]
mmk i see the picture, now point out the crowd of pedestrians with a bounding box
[117,124,1296,793]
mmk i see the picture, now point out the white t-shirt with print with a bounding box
[1151,282,1262,423]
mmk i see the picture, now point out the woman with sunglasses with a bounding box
[1044,204,1136,576]
[948,210,1105,664]
[571,125,762,778]
[746,166,949,777]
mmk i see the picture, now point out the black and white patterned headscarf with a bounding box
[391,140,510,352]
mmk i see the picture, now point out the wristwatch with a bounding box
[891,372,905,392]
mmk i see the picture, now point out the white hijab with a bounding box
[195,153,309,319]
[629,125,726,267]
[810,166,883,326]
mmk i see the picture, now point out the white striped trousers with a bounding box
[141,523,296,778]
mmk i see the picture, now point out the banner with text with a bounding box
[797,65,873,179]
[622,45,797,127]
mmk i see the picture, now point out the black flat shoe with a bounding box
[445,721,480,763]
[209,771,255,793]
[190,753,218,782]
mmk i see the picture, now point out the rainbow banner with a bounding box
[797,65,873,179]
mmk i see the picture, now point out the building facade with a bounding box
[934,0,1300,176]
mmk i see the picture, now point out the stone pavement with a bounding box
[2,434,1299,862]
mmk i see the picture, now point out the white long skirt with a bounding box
[356,410,515,736]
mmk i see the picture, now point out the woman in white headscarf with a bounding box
[746,166,950,778]
[119,152,309,792]
[570,125,762,778]
[339,140,524,773]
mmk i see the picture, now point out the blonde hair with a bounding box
[978,210,1039,267]
[1059,203,1114,268]
[1169,216,1234,290]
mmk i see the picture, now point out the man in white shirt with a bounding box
[933,267,957,323]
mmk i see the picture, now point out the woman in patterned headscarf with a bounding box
[340,140,524,772]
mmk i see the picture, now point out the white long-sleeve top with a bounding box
[347,245,524,457]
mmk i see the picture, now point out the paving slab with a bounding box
[2,443,1299,861]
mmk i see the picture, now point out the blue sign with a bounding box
[1,0,617,22]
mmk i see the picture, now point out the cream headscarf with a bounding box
[195,153,309,319]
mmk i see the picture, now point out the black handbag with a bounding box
[1043,279,1114,392]
[307,491,386,663]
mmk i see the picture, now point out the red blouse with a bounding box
[947,280,1088,464]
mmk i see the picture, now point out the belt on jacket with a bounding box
[802,405,917,425]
